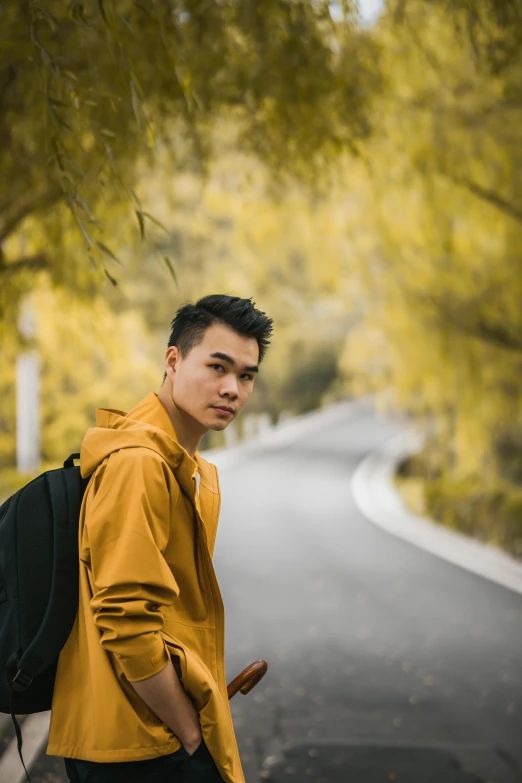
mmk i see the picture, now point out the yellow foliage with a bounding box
[337,3,522,486]
[0,282,160,469]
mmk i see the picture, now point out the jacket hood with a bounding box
[80,392,201,497]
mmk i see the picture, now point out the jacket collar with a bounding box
[123,393,219,549]
[122,392,216,500]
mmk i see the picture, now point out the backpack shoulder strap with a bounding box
[63,453,80,468]
[13,461,88,688]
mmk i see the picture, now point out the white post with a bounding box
[16,299,40,473]
[257,412,273,435]
[242,413,257,441]
[223,420,239,448]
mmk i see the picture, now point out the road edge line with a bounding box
[350,429,522,597]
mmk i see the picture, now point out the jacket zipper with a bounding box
[191,483,243,778]
[193,499,226,694]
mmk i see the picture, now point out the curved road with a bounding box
[3,400,522,782]
[215,401,522,783]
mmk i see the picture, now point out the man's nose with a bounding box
[221,375,239,398]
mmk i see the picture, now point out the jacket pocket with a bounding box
[160,630,216,711]
[161,633,188,683]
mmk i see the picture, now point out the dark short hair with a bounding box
[167,294,273,365]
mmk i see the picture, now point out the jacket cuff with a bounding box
[117,637,170,683]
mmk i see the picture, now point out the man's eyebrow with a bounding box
[209,351,259,374]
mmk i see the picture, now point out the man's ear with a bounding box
[165,345,179,378]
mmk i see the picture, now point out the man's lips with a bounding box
[211,405,235,414]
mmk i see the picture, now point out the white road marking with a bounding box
[351,429,522,596]
[0,713,13,734]
[0,711,50,783]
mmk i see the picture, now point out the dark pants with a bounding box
[63,740,224,783]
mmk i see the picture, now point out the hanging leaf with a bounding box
[45,95,72,132]
[136,209,145,240]
[33,4,58,31]
[69,202,95,248]
[87,249,97,271]
[142,211,169,234]
[74,194,97,222]
[98,0,110,30]
[132,1,153,18]
[96,241,121,264]
[146,124,155,150]
[104,267,118,286]
[162,255,178,286]
[130,79,142,131]
[129,190,142,209]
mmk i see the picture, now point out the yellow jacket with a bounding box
[47,392,245,783]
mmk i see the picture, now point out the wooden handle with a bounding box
[227,660,268,700]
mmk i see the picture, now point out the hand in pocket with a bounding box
[185,740,224,781]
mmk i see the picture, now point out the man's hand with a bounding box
[129,658,202,753]
[183,734,204,756]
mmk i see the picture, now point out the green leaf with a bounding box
[57,169,76,185]
[136,210,145,240]
[35,41,53,67]
[128,69,144,100]
[48,98,69,109]
[142,211,169,234]
[87,250,97,271]
[72,212,95,248]
[98,0,110,29]
[33,5,58,32]
[163,256,178,286]
[70,2,88,24]
[132,1,154,17]
[130,79,142,130]
[45,95,72,132]
[50,136,65,171]
[104,268,118,286]
[130,189,142,209]
[116,7,136,35]
[74,194,96,222]
[96,241,121,265]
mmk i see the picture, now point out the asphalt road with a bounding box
[3,401,522,783]
[214,401,522,783]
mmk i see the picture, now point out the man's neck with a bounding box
[157,386,203,459]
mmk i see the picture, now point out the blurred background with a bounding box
[1,1,522,782]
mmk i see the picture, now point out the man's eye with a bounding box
[210,364,224,372]
[241,374,254,381]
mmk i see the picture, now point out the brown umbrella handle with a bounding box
[227,660,268,700]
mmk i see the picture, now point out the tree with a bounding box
[335,0,522,553]
[393,0,522,75]
[0,0,380,326]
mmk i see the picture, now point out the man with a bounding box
[47,294,273,783]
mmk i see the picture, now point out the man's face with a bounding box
[167,323,259,432]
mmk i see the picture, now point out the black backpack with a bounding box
[0,453,90,779]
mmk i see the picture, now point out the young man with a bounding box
[47,294,273,783]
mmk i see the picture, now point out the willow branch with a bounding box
[0,186,62,243]
[449,175,522,225]
[0,252,48,278]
